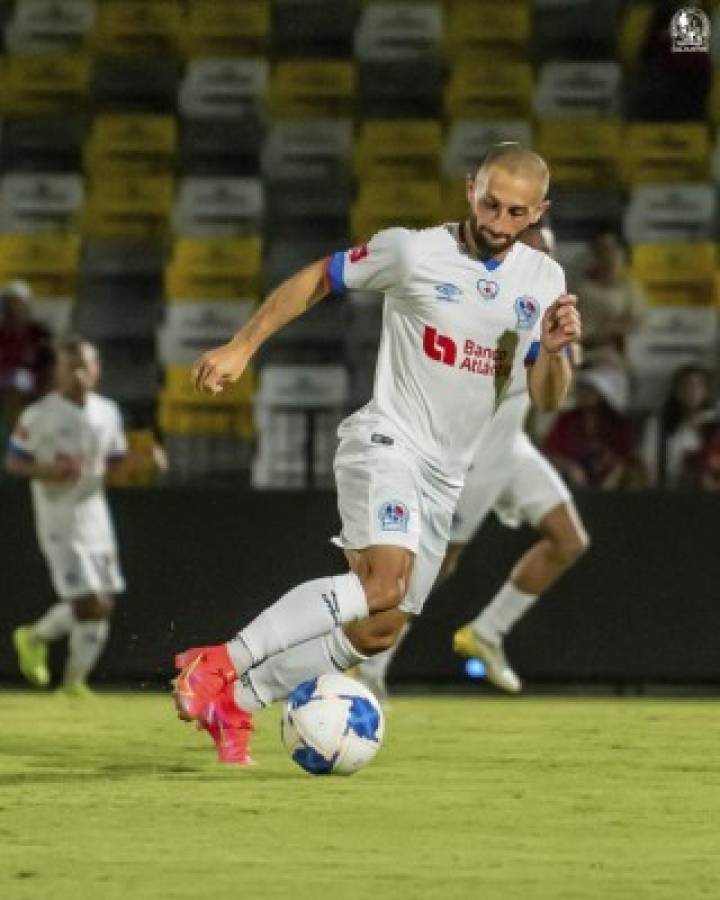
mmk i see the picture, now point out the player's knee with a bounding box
[439,543,464,581]
[73,594,114,621]
[554,529,590,567]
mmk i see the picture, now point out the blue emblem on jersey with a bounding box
[434,282,462,302]
[378,500,410,532]
[514,295,540,330]
[477,279,499,301]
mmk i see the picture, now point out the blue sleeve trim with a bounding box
[327,251,346,293]
[7,440,34,461]
[524,341,571,366]
[106,452,127,463]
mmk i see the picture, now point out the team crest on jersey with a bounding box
[434,282,463,302]
[514,295,540,330]
[477,279,499,301]
[378,500,410,532]
[349,243,369,263]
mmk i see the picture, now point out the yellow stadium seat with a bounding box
[182,0,270,57]
[0,233,80,297]
[445,1,531,58]
[537,120,622,186]
[622,124,710,184]
[270,60,356,118]
[631,242,715,306]
[351,181,443,243]
[163,365,255,405]
[106,430,161,487]
[158,398,255,438]
[93,0,182,56]
[82,174,175,240]
[441,179,470,223]
[445,59,533,119]
[618,2,653,67]
[84,114,177,175]
[354,120,442,181]
[164,237,262,300]
[0,53,91,115]
[708,70,720,125]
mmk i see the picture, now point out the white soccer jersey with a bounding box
[8,391,127,552]
[326,225,566,482]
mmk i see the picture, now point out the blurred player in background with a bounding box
[172,144,582,765]
[356,224,589,701]
[6,336,127,697]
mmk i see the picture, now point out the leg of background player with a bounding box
[13,601,76,688]
[457,502,589,691]
[61,593,113,696]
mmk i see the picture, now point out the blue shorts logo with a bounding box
[477,279,499,301]
[434,282,463,302]
[378,500,410,532]
[514,295,540,330]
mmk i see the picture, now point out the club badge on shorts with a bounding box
[378,500,410,532]
[514,295,540,330]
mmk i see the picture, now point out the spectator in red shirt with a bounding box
[543,367,638,490]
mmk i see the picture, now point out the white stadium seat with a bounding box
[178,58,268,120]
[0,172,84,232]
[354,2,443,61]
[158,300,255,365]
[261,119,353,184]
[624,184,718,245]
[534,61,622,119]
[5,0,95,53]
[172,177,263,236]
[442,120,533,179]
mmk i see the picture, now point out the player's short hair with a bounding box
[476,143,550,199]
[56,334,98,358]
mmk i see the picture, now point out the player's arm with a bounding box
[5,452,80,483]
[528,294,581,411]
[192,258,329,395]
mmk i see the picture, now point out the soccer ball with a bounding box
[281,673,385,776]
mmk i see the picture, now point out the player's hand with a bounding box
[191,340,250,395]
[41,456,81,484]
[541,294,581,355]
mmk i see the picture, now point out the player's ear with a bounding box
[531,199,551,224]
[465,174,476,206]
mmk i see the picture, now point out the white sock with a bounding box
[228,573,368,673]
[357,620,411,682]
[64,620,109,685]
[233,627,366,711]
[473,581,537,644]
[32,602,75,642]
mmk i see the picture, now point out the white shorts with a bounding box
[42,540,125,601]
[333,430,459,615]
[451,435,571,543]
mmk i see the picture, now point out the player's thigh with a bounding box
[451,463,506,543]
[509,445,573,531]
[42,541,125,604]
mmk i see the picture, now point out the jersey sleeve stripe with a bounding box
[524,341,572,366]
[327,251,346,293]
[7,439,34,461]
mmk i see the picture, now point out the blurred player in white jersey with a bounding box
[356,224,589,700]
[6,336,127,697]
[170,144,582,765]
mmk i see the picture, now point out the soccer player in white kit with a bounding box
[356,224,590,698]
[171,145,582,765]
[6,336,127,697]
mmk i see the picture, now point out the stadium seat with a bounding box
[80,238,164,306]
[550,188,625,242]
[162,363,255,405]
[93,0,182,57]
[0,232,80,297]
[105,429,160,487]
[178,58,268,121]
[269,60,356,118]
[534,62,622,119]
[82,174,174,240]
[4,0,95,53]
[537,120,622,186]
[92,57,180,113]
[445,59,533,119]
[351,180,442,243]
[442,119,533,179]
[264,236,346,292]
[445,1,530,58]
[164,237,262,300]
[358,58,444,118]
[84,114,177,175]
[624,184,718,244]
[621,124,710,184]
[261,119,353,185]
[266,181,351,240]
[74,295,161,341]
[179,118,263,177]
[158,300,255,365]
[0,172,84,232]
[0,116,87,172]
[532,0,620,60]
[354,2,443,60]
[273,0,358,58]
[30,297,74,334]
[0,53,91,115]
[631,242,716,306]
[172,177,263,237]
[182,0,270,57]
[354,120,442,181]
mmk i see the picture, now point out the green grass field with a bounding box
[1,691,719,900]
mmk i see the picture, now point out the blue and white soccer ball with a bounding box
[281,673,385,776]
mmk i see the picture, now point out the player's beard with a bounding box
[468,215,515,257]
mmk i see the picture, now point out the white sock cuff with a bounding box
[330,572,368,623]
[326,626,368,669]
